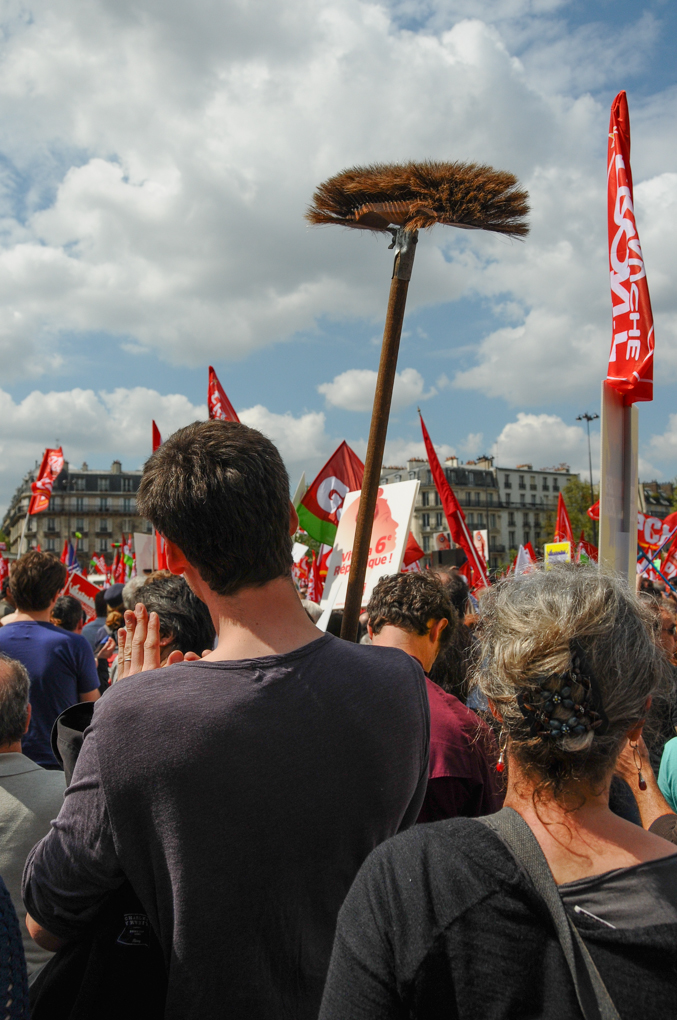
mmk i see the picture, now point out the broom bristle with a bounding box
[306,160,529,237]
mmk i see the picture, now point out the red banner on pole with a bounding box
[63,572,100,622]
[606,91,654,405]
[29,447,64,515]
[419,412,488,589]
[554,492,575,546]
[208,366,240,422]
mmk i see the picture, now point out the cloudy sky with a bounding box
[0,0,675,513]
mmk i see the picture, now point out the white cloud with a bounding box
[493,412,599,478]
[318,367,431,412]
[0,386,334,516]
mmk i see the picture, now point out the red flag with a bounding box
[403,532,425,566]
[554,493,574,546]
[0,555,8,586]
[606,91,654,404]
[297,441,364,546]
[208,366,239,422]
[575,530,598,564]
[152,421,162,452]
[305,551,322,604]
[525,542,537,562]
[419,413,488,588]
[29,447,64,515]
[63,572,101,622]
[587,500,600,521]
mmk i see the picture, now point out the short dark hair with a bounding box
[135,574,216,655]
[137,420,293,597]
[434,568,469,620]
[0,655,30,746]
[10,551,67,611]
[52,595,84,632]
[367,573,456,646]
[94,588,107,617]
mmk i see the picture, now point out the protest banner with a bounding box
[544,542,572,570]
[320,480,418,611]
[64,572,101,622]
[473,530,488,563]
[297,442,364,546]
[134,532,154,575]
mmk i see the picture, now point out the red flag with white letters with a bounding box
[208,366,239,422]
[29,447,64,515]
[606,91,654,404]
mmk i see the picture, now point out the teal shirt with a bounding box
[658,736,677,812]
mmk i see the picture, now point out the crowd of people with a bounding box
[0,418,675,1018]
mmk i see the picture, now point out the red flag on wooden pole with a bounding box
[29,447,64,515]
[208,367,240,422]
[419,412,488,588]
[606,91,654,405]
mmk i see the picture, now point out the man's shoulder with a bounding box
[0,755,65,808]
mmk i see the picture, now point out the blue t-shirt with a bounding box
[0,622,99,768]
[659,736,677,813]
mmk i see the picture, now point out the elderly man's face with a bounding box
[659,609,676,658]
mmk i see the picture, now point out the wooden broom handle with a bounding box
[340,229,418,642]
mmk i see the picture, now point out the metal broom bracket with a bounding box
[391,226,418,281]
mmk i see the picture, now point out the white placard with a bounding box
[292,542,309,563]
[321,480,419,610]
[472,529,488,562]
[134,532,155,574]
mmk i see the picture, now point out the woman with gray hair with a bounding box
[319,565,677,1020]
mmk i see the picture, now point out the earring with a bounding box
[631,741,647,792]
[496,749,505,773]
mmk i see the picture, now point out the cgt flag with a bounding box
[208,366,239,422]
[419,412,488,589]
[29,447,65,515]
[554,492,575,546]
[606,90,654,404]
[297,441,364,546]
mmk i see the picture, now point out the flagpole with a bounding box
[18,510,29,557]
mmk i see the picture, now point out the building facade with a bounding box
[640,480,675,521]
[380,456,576,571]
[2,460,151,572]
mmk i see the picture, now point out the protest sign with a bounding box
[321,480,418,610]
[544,542,571,570]
[64,572,101,622]
[134,532,154,575]
[473,530,488,562]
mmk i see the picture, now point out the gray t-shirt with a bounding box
[24,634,429,1020]
[0,753,65,976]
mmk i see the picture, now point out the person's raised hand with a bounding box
[96,637,116,660]
[118,604,163,678]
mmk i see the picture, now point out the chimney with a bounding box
[111,460,122,474]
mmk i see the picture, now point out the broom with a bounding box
[306,161,529,642]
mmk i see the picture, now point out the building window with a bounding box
[530,476,536,490]
[542,479,549,491]
[145,520,153,534]
[122,478,134,492]
[508,512,515,526]
[553,479,560,491]
[122,498,133,513]
[51,496,62,511]
[467,513,474,526]
[100,519,109,534]
[520,493,525,505]
[98,477,110,492]
[99,538,108,552]
[76,496,87,512]
[72,477,86,491]
[518,475,525,489]
[394,474,401,482]
[47,517,56,532]
[487,492,493,506]
[76,518,85,533]
[421,491,429,507]
[26,518,34,533]
[509,531,516,548]
[474,492,480,505]
[490,514,496,528]
[421,513,430,528]
[426,471,432,485]
[523,513,530,525]
[534,513,540,526]
[523,530,530,545]
[468,472,474,484]
[423,536,430,553]
[531,495,536,505]
[535,530,542,545]
[99,498,109,512]
[504,475,512,488]
[477,513,484,526]
[46,537,56,552]
[435,512,444,528]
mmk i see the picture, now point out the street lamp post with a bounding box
[576,412,599,547]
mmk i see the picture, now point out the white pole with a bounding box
[598,381,638,583]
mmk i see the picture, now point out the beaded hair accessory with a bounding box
[517,639,609,740]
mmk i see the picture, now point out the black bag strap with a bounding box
[479,807,620,1020]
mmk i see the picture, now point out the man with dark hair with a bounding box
[0,552,99,768]
[367,572,501,823]
[51,595,86,634]
[134,573,215,661]
[0,654,64,978]
[24,420,429,1020]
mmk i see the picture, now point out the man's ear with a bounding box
[289,502,299,537]
[24,703,31,735]
[367,623,374,639]
[429,618,448,644]
[165,538,192,576]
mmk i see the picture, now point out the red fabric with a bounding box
[29,447,64,515]
[0,555,8,585]
[300,441,364,529]
[587,499,600,521]
[576,530,598,563]
[403,532,425,566]
[416,678,503,823]
[208,366,240,422]
[155,533,168,570]
[305,551,321,604]
[419,414,488,588]
[525,542,537,562]
[152,421,162,452]
[63,572,101,622]
[554,493,574,546]
[606,91,654,404]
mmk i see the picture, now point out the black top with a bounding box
[318,817,677,1020]
[23,634,429,1020]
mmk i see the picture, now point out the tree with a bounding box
[543,476,598,546]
